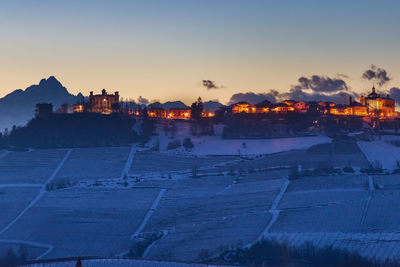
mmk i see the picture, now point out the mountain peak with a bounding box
[39,76,62,87]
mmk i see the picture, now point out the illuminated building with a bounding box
[88,89,119,114]
[255,100,271,113]
[360,86,395,117]
[232,102,251,113]
[269,103,294,113]
[73,104,85,113]
[282,100,296,107]
[330,104,368,116]
[147,107,167,118]
[294,101,309,112]
[169,108,191,119]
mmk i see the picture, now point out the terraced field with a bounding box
[1,139,400,263]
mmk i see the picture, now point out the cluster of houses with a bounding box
[143,86,396,120]
[229,86,396,119]
[36,86,397,120]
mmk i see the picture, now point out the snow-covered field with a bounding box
[358,140,400,170]
[55,146,132,182]
[130,152,239,176]
[0,187,40,230]
[155,135,331,155]
[1,187,161,259]
[264,232,400,261]
[0,149,68,184]
[1,138,400,263]
[23,258,234,267]
[143,173,285,261]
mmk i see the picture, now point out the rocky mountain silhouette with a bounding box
[0,76,81,131]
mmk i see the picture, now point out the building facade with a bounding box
[168,108,191,119]
[88,89,119,114]
[360,86,396,117]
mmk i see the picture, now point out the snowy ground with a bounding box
[358,140,400,170]
[0,149,68,184]
[1,137,400,263]
[23,258,235,267]
[152,120,331,155]
[143,173,285,261]
[55,146,132,182]
[1,187,161,259]
[154,135,331,155]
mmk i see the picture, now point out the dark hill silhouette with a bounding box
[161,101,188,111]
[147,100,222,112]
[203,100,223,112]
[0,76,81,131]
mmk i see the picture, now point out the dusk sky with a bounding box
[0,0,399,104]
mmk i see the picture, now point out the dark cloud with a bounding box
[297,75,348,93]
[202,80,224,90]
[280,86,358,104]
[389,87,400,105]
[362,65,390,86]
[137,96,149,106]
[227,75,358,105]
[228,90,279,105]
[337,73,349,79]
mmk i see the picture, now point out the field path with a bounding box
[254,179,289,243]
[0,150,8,160]
[120,145,136,179]
[0,149,72,236]
[130,188,167,239]
[360,176,375,225]
[0,239,54,259]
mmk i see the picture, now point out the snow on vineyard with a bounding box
[358,140,400,170]
[154,134,331,156]
[1,136,400,263]
[264,232,400,261]
[23,258,234,267]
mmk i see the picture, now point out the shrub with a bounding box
[46,178,75,191]
[167,140,181,150]
[191,166,199,178]
[126,232,163,258]
[313,162,335,176]
[343,166,355,173]
[361,161,383,174]
[0,247,28,267]
[288,165,300,180]
[183,138,194,150]
[228,166,236,176]
[151,141,160,151]
[218,239,378,267]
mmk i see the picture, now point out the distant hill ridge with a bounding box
[148,100,223,112]
[0,76,81,130]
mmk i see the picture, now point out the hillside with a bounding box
[0,76,81,131]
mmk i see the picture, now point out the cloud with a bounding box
[389,87,400,105]
[280,86,358,104]
[137,96,149,106]
[227,75,358,105]
[362,65,391,86]
[337,73,349,79]
[296,75,348,93]
[228,90,279,105]
[202,80,224,90]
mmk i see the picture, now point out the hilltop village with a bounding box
[37,86,397,121]
[1,85,396,149]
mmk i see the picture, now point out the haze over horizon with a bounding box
[0,0,399,104]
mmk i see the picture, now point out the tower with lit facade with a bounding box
[360,86,395,117]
